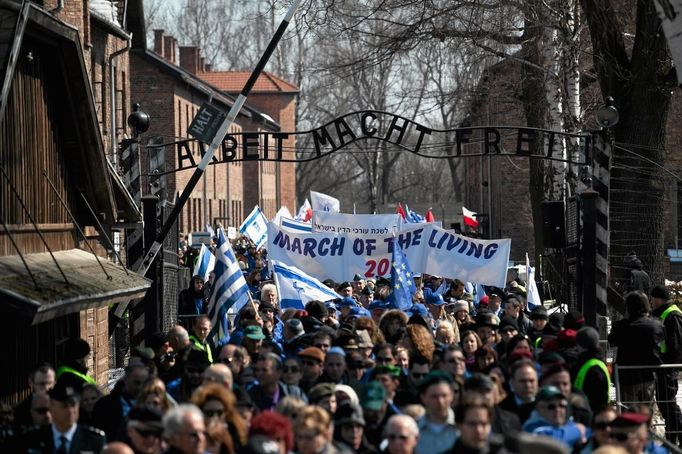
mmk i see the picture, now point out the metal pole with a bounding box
[111,0,303,323]
[581,187,598,328]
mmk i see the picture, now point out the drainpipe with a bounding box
[109,35,131,166]
[50,0,64,14]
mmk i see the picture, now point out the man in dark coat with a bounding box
[608,291,664,405]
[18,378,106,453]
[92,363,149,441]
[650,285,682,446]
[55,338,96,392]
[625,252,651,294]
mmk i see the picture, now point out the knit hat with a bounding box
[451,300,469,314]
[576,326,600,351]
[64,338,90,361]
[285,319,304,337]
[564,311,585,331]
[651,285,671,301]
[530,306,549,320]
[499,316,520,332]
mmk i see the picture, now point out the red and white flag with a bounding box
[295,199,312,222]
[462,206,479,228]
[425,209,435,223]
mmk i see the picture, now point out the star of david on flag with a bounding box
[389,238,418,311]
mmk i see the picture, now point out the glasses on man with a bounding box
[387,434,410,441]
[545,403,568,411]
[203,409,224,418]
[133,426,163,439]
[608,432,632,442]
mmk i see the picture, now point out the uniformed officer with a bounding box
[55,338,96,391]
[651,285,682,446]
[18,378,105,453]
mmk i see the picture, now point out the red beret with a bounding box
[557,329,577,345]
[479,295,490,306]
[612,412,649,428]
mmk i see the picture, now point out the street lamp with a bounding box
[596,97,619,129]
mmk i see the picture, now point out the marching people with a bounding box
[13,223,682,454]
[649,284,682,447]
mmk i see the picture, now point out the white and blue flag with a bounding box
[271,260,340,309]
[281,216,313,233]
[207,229,251,344]
[310,191,340,213]
[239,206,268,250]
[193,243,215,282]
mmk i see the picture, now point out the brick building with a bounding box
[127,28,298,235]
[0,0,148,402]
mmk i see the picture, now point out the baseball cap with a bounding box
[359,381,387,411]
[536,385,566,402]
[334,401,365,427]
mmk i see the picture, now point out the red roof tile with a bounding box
[197,71,299,94]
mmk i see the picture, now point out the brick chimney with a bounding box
[154,29,164,55]
[179,46,200,74]
[163,36,176,64]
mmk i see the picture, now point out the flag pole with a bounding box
[111,0,303,326]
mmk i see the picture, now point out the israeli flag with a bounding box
[310,191,340,213]
[280,217,313,233]
[207,229,252,344]
[239,206,268,250]
[193,243,215,282]
[272,260,340,309]
[272,206,293,225]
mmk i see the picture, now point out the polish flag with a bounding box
[462,206,479,228]
[425,209,435,223]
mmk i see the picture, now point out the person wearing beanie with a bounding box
[55,338,96,391]
[529,306,549,347]
[608,291,664,407]
[650,284,682,445]
[571,326,610,413]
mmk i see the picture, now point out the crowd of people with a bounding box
[1,242,681,454]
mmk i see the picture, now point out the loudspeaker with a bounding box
[451,222,462,234]
[541,201,566,248]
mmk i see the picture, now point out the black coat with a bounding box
[571,350,610,412]
[16,424,105,454]
[652,303,682,364]
[498,394,535,425]
[608,314,664,384]
[91,383,132,441]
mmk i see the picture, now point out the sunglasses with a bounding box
[283,366,301,373]
[134,427,162,439]
[203,409,224,418]
[593,421,612,430]
[388,434,409,441]
[546,403,567,410]
[609,432,631,442]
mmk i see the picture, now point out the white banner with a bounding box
[312,211,401,235]
[267,222,511,287]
